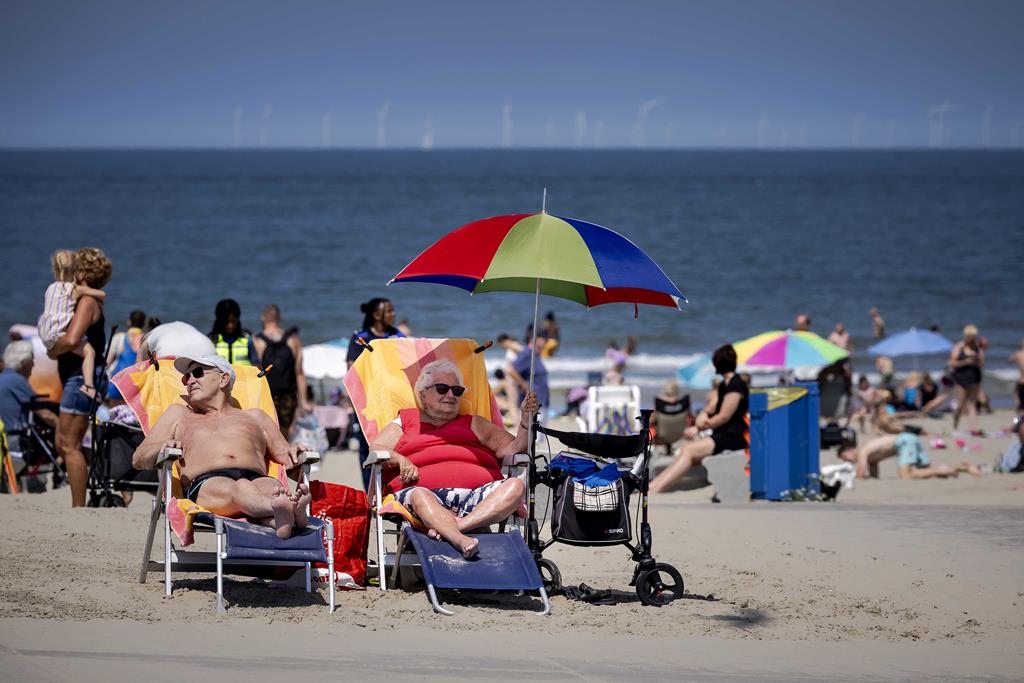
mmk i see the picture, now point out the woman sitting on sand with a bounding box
[650,345,748,493]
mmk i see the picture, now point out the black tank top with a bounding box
[713,374,749,438]
[58,312,106,384]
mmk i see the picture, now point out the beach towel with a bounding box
[343,338,502,447]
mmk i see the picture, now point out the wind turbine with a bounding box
[421,117,434,151]
[232,107,243,148]
[376,102,390,148]
[635,98,664,147]
[259,103,273,147]
[575,110,588,147]
[321,112,333,147]
[501,103,512,148]
[928,103,954,147]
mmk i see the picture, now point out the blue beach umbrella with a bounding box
[868,328,953,357]
[676,353,716,390]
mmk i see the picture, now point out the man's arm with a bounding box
[255,409,301,468]
[48,296,99,358]
[133,404,186,470]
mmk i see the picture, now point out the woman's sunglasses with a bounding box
[430,383,466,397]
[181,366,220,385]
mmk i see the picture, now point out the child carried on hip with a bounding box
[37,250,106,398]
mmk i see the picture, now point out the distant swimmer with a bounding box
[869,308,885,339]
[828,322,851,351]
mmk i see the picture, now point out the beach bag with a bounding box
[551,476,631,545]
[291,413,329,454]
[309,480,370,588]
[999,443,1024,473]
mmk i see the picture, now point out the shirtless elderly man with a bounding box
[371,359,538,559]
[132,355,312,539]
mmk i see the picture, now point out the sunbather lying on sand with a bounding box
[132,355,313,539]
[839,431,981,479]
[369,360,537,558]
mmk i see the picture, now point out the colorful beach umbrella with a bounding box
[390,201,685,393]
[867,328,953,357]
[391,211,684,309]
[676,353,716,390]
[733,330,849,369]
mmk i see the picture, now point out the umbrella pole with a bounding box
[529,276,540,395]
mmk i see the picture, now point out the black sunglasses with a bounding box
[430,383,466,397]
[181,366,220,384]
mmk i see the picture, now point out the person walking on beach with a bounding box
[208,299,259,366]
[794,314,811,332]
[254,304,312,438]
[869,308,885,339]
[47,247,112,507]
[347,297,406,487]
[950,324,984,434]
[1010,338,1024,414]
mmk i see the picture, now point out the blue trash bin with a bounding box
[748,382,820,501]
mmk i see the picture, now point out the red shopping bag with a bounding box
[309,480,370,588]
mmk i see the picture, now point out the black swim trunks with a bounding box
[185,468,273,503]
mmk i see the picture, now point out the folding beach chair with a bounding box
[344,337,547,615]
[112,357,335,613]
[587,385,641,436]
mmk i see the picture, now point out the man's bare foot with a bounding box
[427,529,442,541]
[79,384,96,399]
[290,482,311,529]
[271,489,295,539]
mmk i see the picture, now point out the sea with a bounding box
[2,150,1022,406]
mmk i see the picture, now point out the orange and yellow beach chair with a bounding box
[113,357,335,613]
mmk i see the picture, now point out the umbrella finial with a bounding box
[542,187,547,214]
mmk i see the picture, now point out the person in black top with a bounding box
[47,247,111,507]
[651,344,749,493]
[347,297,406,489]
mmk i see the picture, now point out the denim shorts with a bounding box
[60,374,95,416]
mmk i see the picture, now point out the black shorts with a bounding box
[711,431,747,455]
[185,468,273,502]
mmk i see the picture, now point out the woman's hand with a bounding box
[695,412,711,430]
[683,425,699,440]
[520,391,539,418]
[395,454,419,485]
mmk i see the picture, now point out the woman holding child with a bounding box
[46,247,112,507]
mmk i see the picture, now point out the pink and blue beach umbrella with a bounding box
[676,353,716,390]
[867,328,953,357]
[734,330,849,369]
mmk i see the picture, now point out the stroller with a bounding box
[4,397,64,493]
[87,418,158,507]
[527,409,684,607]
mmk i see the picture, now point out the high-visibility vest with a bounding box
[213,334,252,366]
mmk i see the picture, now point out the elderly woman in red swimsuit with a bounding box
[370,359,538,558]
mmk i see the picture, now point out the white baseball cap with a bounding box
[173,354,236,389]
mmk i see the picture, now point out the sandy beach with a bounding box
[1,408,1022,680]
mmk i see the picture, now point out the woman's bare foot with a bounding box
[271,488,295,539]
[290,482,312,529]
[426,529,442,540]
[456,534,479,559]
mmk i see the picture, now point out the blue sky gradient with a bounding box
[2,1,1023,148]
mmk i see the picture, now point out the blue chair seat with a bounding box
[406,526,542,592]
[194,513,328,563]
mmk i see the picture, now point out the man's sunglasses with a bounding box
[430,383,466,397]
[181,366,220,384]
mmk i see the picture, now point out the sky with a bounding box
[2,0,1023,149]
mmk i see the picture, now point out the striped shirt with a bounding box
[37,281,75,349]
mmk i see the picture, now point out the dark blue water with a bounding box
[2,150,1022,391]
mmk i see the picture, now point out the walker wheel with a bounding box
[635,563,684,607]
[536,558,562,595]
